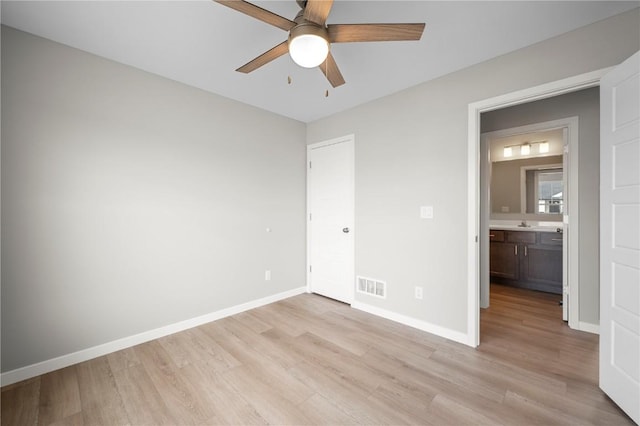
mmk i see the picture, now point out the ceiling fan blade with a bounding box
[319,52,345,88]
[328,23,425,43]
[236,41,289,73]
[303,0,334,25]
[215,0,295,31]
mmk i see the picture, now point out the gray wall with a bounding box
[1,26,307,373]
[482,87,601,324]
[491,155,563,215]
[306,9,639,334]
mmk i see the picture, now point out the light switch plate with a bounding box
[420,206,433,219]
[265,270,271,281]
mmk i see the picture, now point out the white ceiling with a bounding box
[2,1,637,122]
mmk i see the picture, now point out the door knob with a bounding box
[342,227,350,233]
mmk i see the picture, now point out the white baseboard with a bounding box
[351,301,470,346]
[1,286,306,387]
[578,321,599,335]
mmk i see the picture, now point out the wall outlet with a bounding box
[265,270,271,281]
[414,286,423,300]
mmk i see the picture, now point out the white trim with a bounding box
[0,286,306,387]
[578,321,600,335]
[564,121,580,328]
[468,67,611,347]
[306,134,356,304]
[351,301,469,345]
[468,102,481,346]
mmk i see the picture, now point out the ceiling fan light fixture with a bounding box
[288,24,329,68]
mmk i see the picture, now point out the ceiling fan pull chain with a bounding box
[324,59,329,97]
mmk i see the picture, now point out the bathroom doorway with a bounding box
[480,122,572,323]
[478,86,601,337]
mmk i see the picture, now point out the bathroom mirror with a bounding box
[487,128,565,219]
[490,156,563,215]
[523,167,563,214]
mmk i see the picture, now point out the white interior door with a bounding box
[599,51,639,424]
[307,136,354,304]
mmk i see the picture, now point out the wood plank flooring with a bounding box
[2,284,634,425]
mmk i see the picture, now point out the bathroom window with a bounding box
[535,169,563,214]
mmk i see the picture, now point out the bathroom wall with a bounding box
[491,155,563,216]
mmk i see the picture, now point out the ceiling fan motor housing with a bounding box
[289,22,329,44]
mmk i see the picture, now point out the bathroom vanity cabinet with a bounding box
[489,229,563,294]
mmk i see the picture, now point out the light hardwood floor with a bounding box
[2,284,634,425]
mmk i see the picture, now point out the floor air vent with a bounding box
[356,276,386,298]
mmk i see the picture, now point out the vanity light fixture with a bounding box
[539,141,549,153]
[502,140,549,158]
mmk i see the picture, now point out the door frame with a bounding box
[467,68,612,346]
[479,117,579,327]
[306,134,355,302]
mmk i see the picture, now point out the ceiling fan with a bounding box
[215,0,425,88]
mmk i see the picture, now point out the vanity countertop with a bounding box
[489,222,563,233]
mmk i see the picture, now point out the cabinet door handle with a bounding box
[524,246,528,256]
[489,234,495,237]
[551,238,562,241]
[514,245,518,256]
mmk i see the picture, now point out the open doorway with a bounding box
[467,73,606,347]
[480,122,572,330]
[478,87,600,341]
[480,120,576,309]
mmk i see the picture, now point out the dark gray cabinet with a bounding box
[489,230,519,280]
[490,229,563,294]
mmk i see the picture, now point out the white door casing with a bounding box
[599,51,640,424]
[562,127,569,322]
[307,135,355,304]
